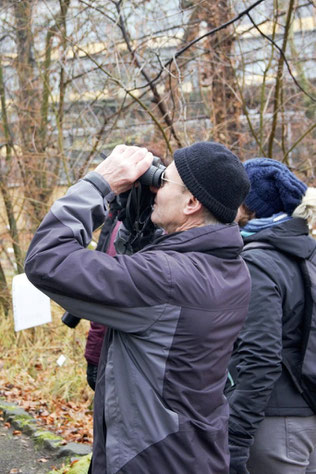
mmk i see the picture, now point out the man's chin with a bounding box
[150,213,156,225]
[150,209,159,226]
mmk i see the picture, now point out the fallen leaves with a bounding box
[0,376,93,444]
[0,314,94,446]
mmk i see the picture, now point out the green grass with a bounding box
[49,453,92,474]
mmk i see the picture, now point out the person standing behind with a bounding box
[228,158,316,474]
[25,142,251,474]
[84,216,119,390]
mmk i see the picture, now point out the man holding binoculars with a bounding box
[25,142,251,474]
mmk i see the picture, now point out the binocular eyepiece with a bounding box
[138,157,166,188]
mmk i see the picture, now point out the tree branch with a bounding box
[268,0,295,157]
[283,122,316,163]
[127,0,266,92]
[115,2,181,147]
[247,12,316,103]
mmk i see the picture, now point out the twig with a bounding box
[127,0,266,92]
[283,122,316,162]
[247,12,316,102]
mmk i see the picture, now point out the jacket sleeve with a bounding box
[227,251,283,448]
[24,174,171,333]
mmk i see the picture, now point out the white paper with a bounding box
[12,273,52,332]
[57,355,66,366]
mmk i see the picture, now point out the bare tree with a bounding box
[0,0,315,313]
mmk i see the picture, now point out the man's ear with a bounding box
[183,193,202,215]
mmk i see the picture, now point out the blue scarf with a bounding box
[241,212,292,237]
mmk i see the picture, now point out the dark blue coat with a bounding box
[227,218,315,450]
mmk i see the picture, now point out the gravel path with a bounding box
[0,419,65,474]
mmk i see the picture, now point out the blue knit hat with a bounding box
[244,158,307,218]
[174,141,250,223]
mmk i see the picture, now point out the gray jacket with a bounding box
[25,173,251,474]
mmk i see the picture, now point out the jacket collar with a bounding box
[243,218,315,259]
[143,223,244,259]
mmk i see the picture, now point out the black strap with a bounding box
[88,456,93,474]
[96,214,118,253]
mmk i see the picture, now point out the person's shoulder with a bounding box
[242,243,285,281]
[242,242,278,261]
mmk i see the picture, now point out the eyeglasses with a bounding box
[160,170,186,188]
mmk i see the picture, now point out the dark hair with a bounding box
[237,204,256,227]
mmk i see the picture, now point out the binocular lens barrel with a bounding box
[139,165,165,187]
[139,157,166,188]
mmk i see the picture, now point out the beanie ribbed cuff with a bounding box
[244,191,274,218]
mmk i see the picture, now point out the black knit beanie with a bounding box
[174,142,250,223]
